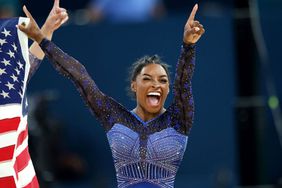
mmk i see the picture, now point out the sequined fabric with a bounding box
[28,52,42,82]
[39,39,195,188]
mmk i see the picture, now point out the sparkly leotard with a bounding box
[39,39,195,188]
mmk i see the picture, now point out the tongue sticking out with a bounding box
[148,96,159,106]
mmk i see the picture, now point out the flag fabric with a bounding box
[0,18,39,188]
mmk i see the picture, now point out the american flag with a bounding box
[0,18,39,188]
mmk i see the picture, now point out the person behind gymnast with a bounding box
[18,3,204,188]
[0,0,68,187]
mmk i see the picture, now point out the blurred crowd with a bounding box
[0,0,233,24]
[0,0,19,18]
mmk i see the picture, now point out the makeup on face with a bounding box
[133,64,170,119]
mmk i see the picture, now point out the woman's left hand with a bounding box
[183,4,205,45]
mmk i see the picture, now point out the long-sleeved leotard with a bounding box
[28,52,42,82]
[39,39,195,188]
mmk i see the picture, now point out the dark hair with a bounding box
[127,55,171,99]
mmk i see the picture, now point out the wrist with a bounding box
[182,41,195,49]
[41,25,53,39]
[35,32,45,44]
[183,39,194,46]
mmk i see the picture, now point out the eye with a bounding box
[143,77,150,81]
[160,79,168,83]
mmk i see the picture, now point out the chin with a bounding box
[147,106,163,115]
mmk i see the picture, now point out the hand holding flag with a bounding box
[17,6,45,44]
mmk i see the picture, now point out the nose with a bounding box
[151,80,160,88]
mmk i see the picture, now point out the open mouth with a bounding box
[147,92,161,107]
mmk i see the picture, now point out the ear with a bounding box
[167,83,170,94]
[131,81,136,92]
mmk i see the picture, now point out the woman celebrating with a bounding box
[18,4,204,188]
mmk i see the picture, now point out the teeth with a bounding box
[148,92,161,96]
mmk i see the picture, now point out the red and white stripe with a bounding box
[0,105,39,188]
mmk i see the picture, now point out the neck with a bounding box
[133,106,165,122]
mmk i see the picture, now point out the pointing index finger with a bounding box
[54,0,60,8]
[188,4,198,23]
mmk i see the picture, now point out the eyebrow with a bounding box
[142,74,168,78]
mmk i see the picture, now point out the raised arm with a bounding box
[18,6,127,131]
[28,0,68,81]
[171,4,205,134]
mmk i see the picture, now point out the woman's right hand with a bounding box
[17,6,45,44]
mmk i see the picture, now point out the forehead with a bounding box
[139,64,168,76]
